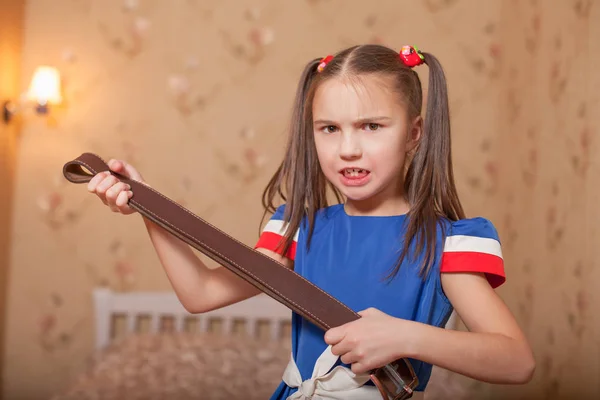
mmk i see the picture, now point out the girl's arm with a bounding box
[326,272,535,385]
[88,159,293,314]
[143,218,293,314]
[408,272,535,384]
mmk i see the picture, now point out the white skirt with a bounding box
[281,345,424,400]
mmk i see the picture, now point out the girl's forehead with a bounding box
[312,75,404,120]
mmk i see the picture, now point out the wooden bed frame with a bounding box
[93,288,458,351]
[92,288,292,350]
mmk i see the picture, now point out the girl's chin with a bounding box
[338,187,379,202]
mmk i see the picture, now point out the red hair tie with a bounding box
[317,55,334,72]
[399,45,424,68]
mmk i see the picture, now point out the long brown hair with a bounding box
[261,44,465,280]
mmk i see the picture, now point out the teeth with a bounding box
[344,168,366,177]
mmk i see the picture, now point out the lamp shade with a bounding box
[27,66,62,105]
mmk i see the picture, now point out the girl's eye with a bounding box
[323,125,338,134]
[365,123,380,131]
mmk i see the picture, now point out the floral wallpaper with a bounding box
[488,1,600,399]
[3,0,599,399]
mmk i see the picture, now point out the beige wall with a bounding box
[491,1,600,399]
[2,0,599,399]
[0,0,25,398]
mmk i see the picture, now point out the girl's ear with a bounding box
[406,115,423,153]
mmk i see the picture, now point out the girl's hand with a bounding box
[324,308,418,374]
[87,159,145,215]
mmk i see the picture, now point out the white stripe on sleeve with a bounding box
[263,220,300,241]
[444,235,502,258]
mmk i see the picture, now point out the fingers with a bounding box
[339,347,369,374]
[123,163,144,182]
[87,169,135,215]
[324,325,346,346]
[105,181,130,203]
[350,362,369,375]
[96,175,120,195]
[331,336,355,357]
[108,159,144,183]
[87,171,110,193]
[107,159,123,173]
[105,182,132,212]
[109,189,133,213]
[106,181,133,212]
[341,351,361,365]
[336,343,366,371]
[115,190,133,209]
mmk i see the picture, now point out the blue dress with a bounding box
[254,204,505,399]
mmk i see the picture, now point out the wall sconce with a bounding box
[2,66,63,124]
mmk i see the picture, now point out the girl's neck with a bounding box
[344,196,410,217]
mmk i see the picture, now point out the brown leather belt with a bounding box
[62,152,418,399]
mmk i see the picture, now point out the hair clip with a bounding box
[399,45,424,68]
[317,55,334,72]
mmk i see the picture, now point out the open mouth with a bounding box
[341,168,370,178]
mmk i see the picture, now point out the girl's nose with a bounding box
[339,134,362,160]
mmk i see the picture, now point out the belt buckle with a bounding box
[370,359,419,400]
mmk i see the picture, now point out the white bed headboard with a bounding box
[93,288,292,350]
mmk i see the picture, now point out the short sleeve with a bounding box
[440,217,506,288]
[254,204,298,260]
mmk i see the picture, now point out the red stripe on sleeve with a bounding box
[254,232,297,260]
[441,251,506,289]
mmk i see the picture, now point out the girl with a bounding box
[87,44,535,399]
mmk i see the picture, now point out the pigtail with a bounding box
[386,52,465,280]
[261,58,334,255]
[420,52,464,220]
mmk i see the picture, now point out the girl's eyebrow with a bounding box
[354,116,392,124]
[313,118,338,125]
[313,116,392,125]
